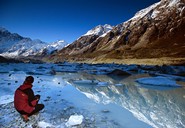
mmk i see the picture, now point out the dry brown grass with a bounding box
[76,57,185,66]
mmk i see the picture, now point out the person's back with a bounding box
[14,76,44,121]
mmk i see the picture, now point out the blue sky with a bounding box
[0,0,160,43]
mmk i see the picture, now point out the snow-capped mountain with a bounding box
[0,27,24,53]
[1,38,46,57]
[84,24,113,37]
[50,0,185,65]
[38,40,69,56]
[0,27,69,58]
[52,24,113,57]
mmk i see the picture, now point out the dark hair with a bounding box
[25,76,34,83]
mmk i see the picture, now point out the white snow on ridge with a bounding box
[0,27,70,57]
[131,1,160,21]
[84,24,113,36]
[0,39,46,57]
[39,40,70,54]
[168,0,180,7]
[0,39,69,57]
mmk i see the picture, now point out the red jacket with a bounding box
[14,83,38,114]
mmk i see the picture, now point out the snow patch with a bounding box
[151,10,160,18]
[168,0,180,7]
[38,121,55,128]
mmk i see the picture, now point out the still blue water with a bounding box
[60,72,185,128]
[0,63,185,128]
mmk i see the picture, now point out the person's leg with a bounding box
[16,110,29,121]
[28,104,44,116]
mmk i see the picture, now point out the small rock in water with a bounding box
[101,110,110,113]
[44,96,51,102]
[107,69,131,76]
[49,69,56,75]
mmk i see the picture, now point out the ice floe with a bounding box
[136,76,181,87]
[0,95,14,105]
[73,79,98,85]
[97,81,109,86]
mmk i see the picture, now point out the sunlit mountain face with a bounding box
[50,0,185,65]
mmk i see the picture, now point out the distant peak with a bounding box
[84,24,113,36]
[57,40,65,43]
[103,24,112,28]
[0,27,9,32]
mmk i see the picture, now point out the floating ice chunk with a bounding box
[97,82,109,86]
[38,121,54,128]
[73,80,98,84]
[0,95,14,105]
[154,73,185,82]
[114,83,124,86]
[136,76,181,87]
[65,115,84,127]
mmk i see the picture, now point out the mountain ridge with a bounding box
[0,27,69,60]
[48,0,185,65]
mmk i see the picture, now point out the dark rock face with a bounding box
[107,69,131,76]
[0,56,21,63]
[60,35,99,55]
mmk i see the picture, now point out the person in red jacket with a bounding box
[14,76,44,121]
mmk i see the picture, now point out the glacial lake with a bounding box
[0,63,185,128]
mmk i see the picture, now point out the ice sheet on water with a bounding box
[136,76,181,87]
[0,95,14,105]
[97,81,109,86]
[154,73,185,82]
[73,79,99,85]
[1,63,185,128]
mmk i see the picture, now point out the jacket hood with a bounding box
[19,83,32,90]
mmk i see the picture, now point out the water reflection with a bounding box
[65,73,185,128]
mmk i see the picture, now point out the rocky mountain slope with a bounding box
[47,24,113,62]
[49,0,185,65]
[0,55,22,63]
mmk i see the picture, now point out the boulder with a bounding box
[107,69,131,76]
